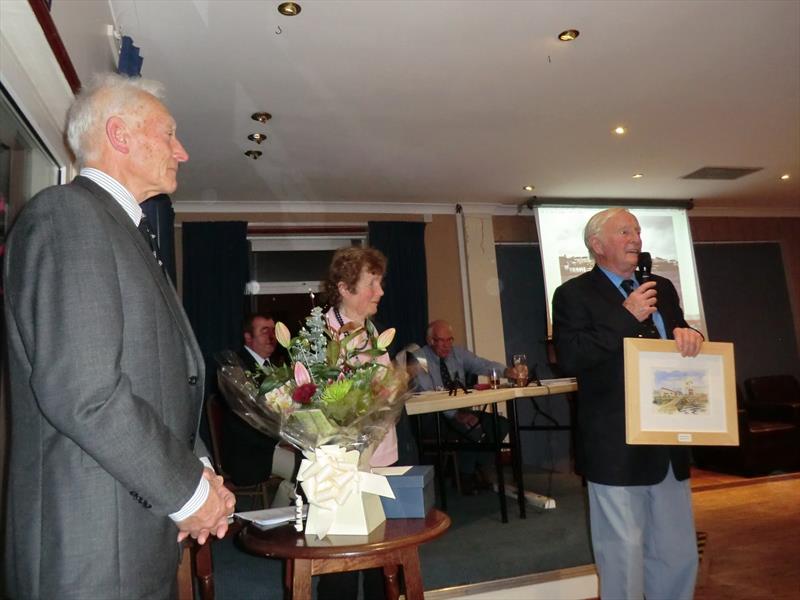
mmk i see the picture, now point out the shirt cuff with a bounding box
[168,459,214,522]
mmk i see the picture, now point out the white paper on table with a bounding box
[539,377,577,386]
[235,505,307,528]
[371,466,412,476]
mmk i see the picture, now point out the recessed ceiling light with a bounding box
[523,185,535,192]
[558,29,579,42]
[251,112,272,124]
[278,2,301,16]
[632,173,644,179]
[780,173,791,180]
[248,133,268,144]
[614,126,626,135]
[244,150,262,160]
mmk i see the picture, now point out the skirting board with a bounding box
[424,564,598,600]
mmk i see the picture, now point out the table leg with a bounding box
[508,398,527,519]
[491,408,508,523]
[383,563,401,600]
[399,548,424,600]
[435,412,448,511]
[284,559,293,598]
[291,559,312,600]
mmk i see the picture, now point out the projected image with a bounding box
[557,214,684,306]
[537,206,706,336]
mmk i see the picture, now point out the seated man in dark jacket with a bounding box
[220,312,285,485]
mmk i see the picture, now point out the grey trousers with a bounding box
[444,410,509,474]
[587,464,698,600]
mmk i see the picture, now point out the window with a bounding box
[246,229,366,328]
[1,87,61,289]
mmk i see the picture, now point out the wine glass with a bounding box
[512,354,529,387]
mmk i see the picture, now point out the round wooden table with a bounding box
[237,509,451,600]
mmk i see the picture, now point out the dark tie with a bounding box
[439,357,453,389]
[138,215,169,280]
[621,279,660,338]
[620,279,636,296]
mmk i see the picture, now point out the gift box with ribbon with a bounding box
[297,445,395,538]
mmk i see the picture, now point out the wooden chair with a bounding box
[177,522,244,600]
[205,393,271,508]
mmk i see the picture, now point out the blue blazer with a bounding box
[552,265,692,486]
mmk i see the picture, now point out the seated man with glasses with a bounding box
[411,319,517,494]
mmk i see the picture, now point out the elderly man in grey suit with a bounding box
[3,74,235,599]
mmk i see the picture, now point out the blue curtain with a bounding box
[367,221,429,356]
[182,221,249,378]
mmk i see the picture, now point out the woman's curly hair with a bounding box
[324,246,387,308]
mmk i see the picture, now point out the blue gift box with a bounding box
[379,465,435,519]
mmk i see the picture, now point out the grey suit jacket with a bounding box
[3,177,206,599]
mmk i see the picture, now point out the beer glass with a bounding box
[512,354,529,387]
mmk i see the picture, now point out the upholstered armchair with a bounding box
[744,375,800,425]
[693,380,800,476]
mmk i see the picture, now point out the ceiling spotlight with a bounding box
[248,133,268,144]
[558,29,580,42]
[278,2,301,16]
[632,173,644,179]
[523,185,535,192]
[244,150,263,160]
[780,173,791,180]
[614,126,626,135]
[251,112,272,124]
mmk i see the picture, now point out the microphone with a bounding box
[636,251,652,284]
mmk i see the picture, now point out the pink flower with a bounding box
[376,328,396,350]
[275,322,291,348]
[294,361,311,386]
[292,383,317,404]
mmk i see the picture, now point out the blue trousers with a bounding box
[587,464,698,600]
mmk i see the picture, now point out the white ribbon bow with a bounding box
[297,445,395,538]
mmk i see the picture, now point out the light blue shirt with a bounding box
[412,345,506,417]
[598,266,667,339]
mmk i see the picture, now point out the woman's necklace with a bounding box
[333,307,372,353]
[333,306,346,328]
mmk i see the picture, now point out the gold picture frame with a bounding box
[624,338,738,446]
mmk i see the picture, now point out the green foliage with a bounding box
[262,310,401,435]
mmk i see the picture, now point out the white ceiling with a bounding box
[56,0,800,213]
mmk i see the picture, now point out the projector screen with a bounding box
[535,205,707,338]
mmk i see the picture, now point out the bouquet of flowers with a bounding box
[216,306,408,465]
[217,307,409,537]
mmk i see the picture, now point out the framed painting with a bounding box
[624,338,738,446]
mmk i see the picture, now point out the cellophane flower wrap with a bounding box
[216,307,408,461]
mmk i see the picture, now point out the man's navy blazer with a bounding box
[552,265,692,486]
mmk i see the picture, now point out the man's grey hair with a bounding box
[66,73,165,168]
[583,207,631,260]
[426,320,451,341]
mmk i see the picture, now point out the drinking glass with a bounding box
[489,368,500,389]
[512,354,529,387]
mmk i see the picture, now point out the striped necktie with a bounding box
[138,215,169,280]
[440,357,454,389]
